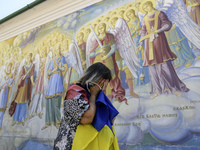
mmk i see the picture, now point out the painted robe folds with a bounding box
[9,64,35,124]
[140,11,189,94]
[45,55,67,126]
[0,74,13,128]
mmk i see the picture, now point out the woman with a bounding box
[54,62,119,150]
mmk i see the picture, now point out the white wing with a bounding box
[86,32,95,68]
[44,52,52,95]
[110,18,141,78]
[68,40,83,75]
[0,66,5,85]
[62,40,83,85]
[156,0,200,49]
[33,53,40,81]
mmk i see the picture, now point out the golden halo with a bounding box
[76,30,85,40]
[94,17,102,24]
[107,11,113,14]
[84,27,92,35]
[40,45,48,57]
[125,3,133,9]
[91,21,98,29]
[139,0,156,14]
[109,15,119,28]
[95,21,109,35]
[13,52,18,57]
[1,58,5,64]
[7,61,14,68]
[26,52,33,60]
[124,8,136,21]
[79,26,85,31]
[117,8,126,18]
[102,14,111,22]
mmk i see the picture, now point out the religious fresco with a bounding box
[0,0,200,149]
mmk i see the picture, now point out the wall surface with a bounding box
[1,0,200,149]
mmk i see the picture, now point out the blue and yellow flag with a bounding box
[72,91,119,150]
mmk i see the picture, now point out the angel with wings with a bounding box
[29,46,48,119]
[9,52,35,126]
[0,62,14,130]
[139,1,190,99]
[65,39,84,84]
[156,0,200,58]
[108,15,140,98]
[42,43,68,130]
[86,19,141,104]
[124,8,151,86]
[61,38,84,106]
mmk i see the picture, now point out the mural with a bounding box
[0,0,200,149]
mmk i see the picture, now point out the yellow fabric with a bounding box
[15,86,29,103]
[72,124,119,150]
[144,10,160,60]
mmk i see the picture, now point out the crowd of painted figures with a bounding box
[0,0,200,130]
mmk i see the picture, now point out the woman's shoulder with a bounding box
[66,84,89,102]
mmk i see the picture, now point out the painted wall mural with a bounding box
[0,0,200,149]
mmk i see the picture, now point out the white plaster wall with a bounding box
[0,0,103,42]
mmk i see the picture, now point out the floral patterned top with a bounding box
[53,91,89,150]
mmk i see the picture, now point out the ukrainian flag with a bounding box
[72,91,119,150]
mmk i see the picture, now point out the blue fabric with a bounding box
[46,56,67,97]
[91,90,119,132]
[0,111,5,127]
[13,103,28,122]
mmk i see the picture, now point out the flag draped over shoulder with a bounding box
[72,90,119,150]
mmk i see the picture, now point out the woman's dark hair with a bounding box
[78,62,112,85]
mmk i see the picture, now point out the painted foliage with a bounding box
[0,0,200,149]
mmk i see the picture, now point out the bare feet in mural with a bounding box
[22,121,25,126]
[12,122,16,126]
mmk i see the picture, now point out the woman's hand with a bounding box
[80,79,107,125]
[89,79,105,96]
